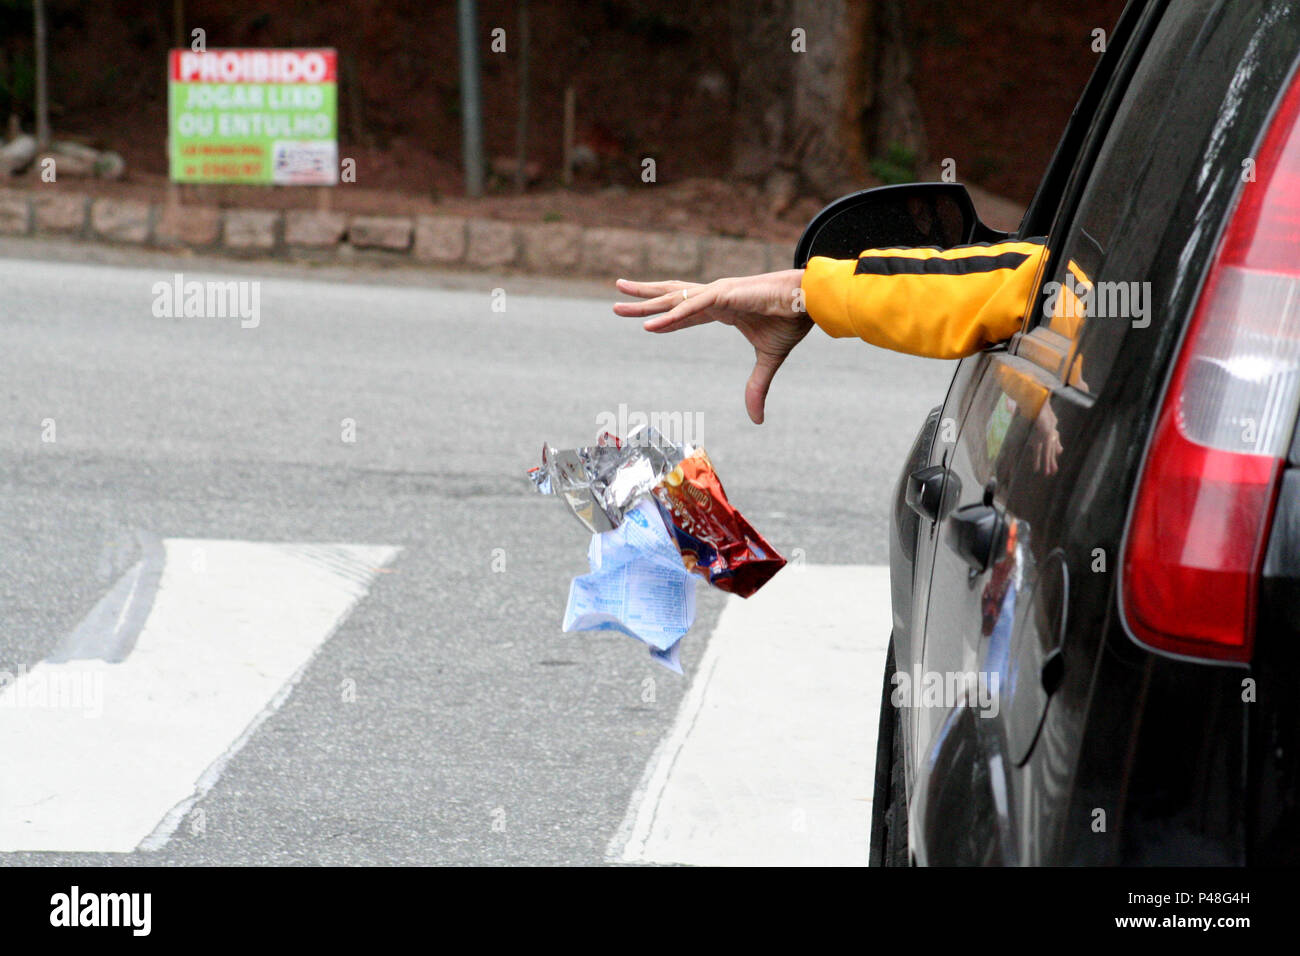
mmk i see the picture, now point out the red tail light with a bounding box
[1122,70,1300,663]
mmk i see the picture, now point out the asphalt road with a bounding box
[0,238,953,865]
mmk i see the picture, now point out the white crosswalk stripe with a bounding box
[609,564,892,866]
[0,539,398,853]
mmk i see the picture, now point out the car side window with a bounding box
[1026,0,1214,395]
[1015,0,1152,240]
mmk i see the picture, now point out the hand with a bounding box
[613,270,813,424]
[1029,403,1064,476]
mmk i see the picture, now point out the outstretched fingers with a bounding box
[616,278,684,297]
[614,278,712,318]
[641,285,722,333]
[613,288,689,318]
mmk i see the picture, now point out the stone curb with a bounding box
[0,186,792,279]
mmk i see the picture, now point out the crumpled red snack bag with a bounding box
[651,448,785,598]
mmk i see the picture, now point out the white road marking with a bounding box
[0,539,398,853]
[610,564,891,866]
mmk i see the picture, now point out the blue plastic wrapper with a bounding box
[561,500,695,672]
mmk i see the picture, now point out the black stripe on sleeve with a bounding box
[854,250,1031,276]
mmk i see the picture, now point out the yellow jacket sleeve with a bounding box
[801,239,1048,359]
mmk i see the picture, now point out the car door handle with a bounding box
[905,465,948,521]
[945,503,1006,573]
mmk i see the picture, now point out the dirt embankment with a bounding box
[2,1,1122,240]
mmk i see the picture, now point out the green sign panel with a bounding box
[168,48,337,185]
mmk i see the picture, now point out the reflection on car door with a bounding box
[908,348,1051,862]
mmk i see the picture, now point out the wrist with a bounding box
[772,268,806,318]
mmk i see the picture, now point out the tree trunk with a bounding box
[730,0,926,201]
[173,0,185,49]
[514,0,530,193]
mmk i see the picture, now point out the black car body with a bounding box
[873,0,1300,865]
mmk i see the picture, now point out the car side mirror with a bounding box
[793,182,1010,268]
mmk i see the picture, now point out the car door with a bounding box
[898,0,1157,800]
[904,0,1170,864]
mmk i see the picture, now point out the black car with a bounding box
[799,0,1300,865]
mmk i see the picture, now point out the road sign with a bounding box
[168,48,338,185]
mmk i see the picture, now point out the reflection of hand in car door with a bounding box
[1017,256,1097,476]
[1046,259,1093,392]
[994,362,1064,477]
[1035,257,1102,475]
[1029,403,1064,476]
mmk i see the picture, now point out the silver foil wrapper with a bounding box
[529,425,687,533]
